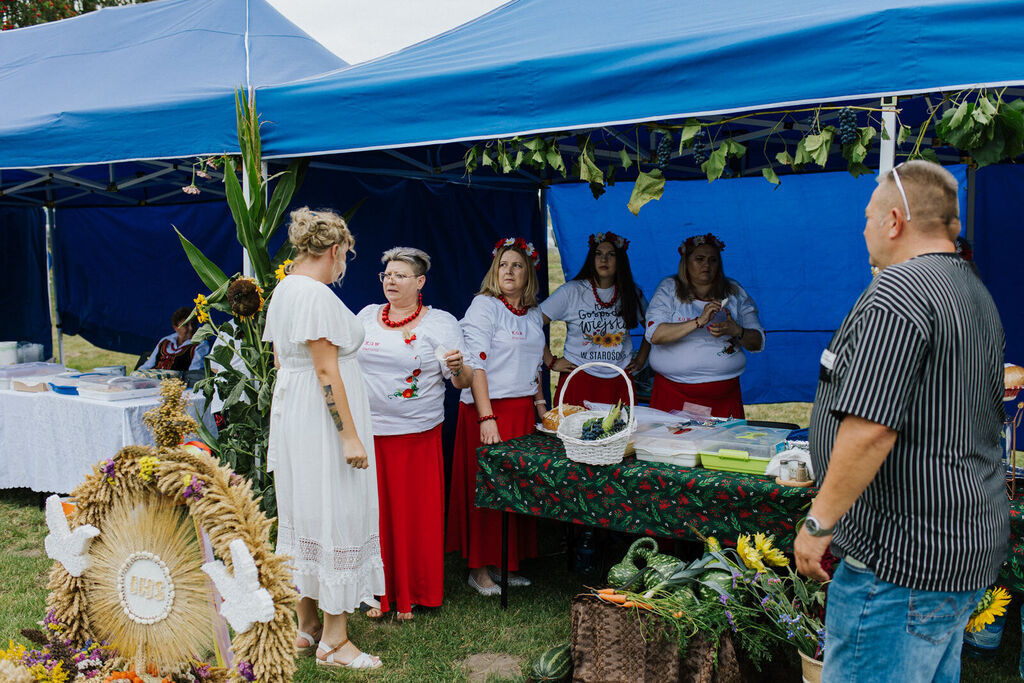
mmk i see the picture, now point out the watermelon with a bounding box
[530,643,571,682]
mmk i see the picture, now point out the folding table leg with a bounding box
[500,510,509,609]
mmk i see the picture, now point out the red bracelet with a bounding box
[694,318,704,329]
[546,357,556,370]
[477,414,497,424]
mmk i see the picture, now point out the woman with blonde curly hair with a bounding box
[446,237,546,595]
[262,207,384,670]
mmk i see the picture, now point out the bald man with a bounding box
[797,161,1008,681]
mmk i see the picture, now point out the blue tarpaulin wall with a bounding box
[549,166,969,404]
[974,165,1024,368]
[0,207,51,358]
[54,173,544,356]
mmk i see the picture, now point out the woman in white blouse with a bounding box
[541,231,650,406]
[445,237,546,596]
[645,233,764,418]
[357,247,471,621]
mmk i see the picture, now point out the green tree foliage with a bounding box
[1,0,146,31]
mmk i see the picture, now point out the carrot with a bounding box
[597,588,617,595]
[622,601,636,608]
[672,611,684,618]
[598,592,627,604]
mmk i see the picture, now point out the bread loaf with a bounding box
[542,404,586,431]
[1006,364,1024,389]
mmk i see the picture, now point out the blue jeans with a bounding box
[823,560,982,682]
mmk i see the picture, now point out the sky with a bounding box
[267,0,509,64]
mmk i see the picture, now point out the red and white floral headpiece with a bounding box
[589,231,630,251]
[492,237,541,269]
[682,232,725,252]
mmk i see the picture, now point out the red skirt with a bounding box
[554,369,633,407]
[373,425,445,613]
[649,374,745,419]
[445,397,538,571]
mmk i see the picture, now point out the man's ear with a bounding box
[888,208,905,239]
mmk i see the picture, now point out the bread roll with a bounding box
[543,404,586,431]
[1006,364,1024,388]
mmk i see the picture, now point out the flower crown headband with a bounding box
[682,232,725,252]
[492,237,541,269]
[589,231,630,251]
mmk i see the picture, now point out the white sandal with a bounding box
[295,626,322,657]
[316,639,382,670]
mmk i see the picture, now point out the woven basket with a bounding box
[556,362,636,466]
[570,594,743,682]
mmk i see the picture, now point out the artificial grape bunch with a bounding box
[580,400,628,441]
[692,129,709,166]
[838,107,859,145]
[656,134,673,169]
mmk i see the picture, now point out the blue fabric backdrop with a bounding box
[974,165,1024,368]
[548,167,968,403]
[0,207,51,358]
[54,173,545,356]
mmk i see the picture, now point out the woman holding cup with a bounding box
[357,247,471,621]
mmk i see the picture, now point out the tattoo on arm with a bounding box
[322,384,344,432]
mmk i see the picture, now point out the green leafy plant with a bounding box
[463,88,1024,213]
[174,90,309,516]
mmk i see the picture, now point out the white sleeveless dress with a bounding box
[262,274,385,614]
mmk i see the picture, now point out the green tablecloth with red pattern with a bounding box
[474,433,816,548]
[474,434,1024,592]
[1000,497,1024,592]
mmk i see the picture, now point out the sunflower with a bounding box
[966,586,1011,632]
[192,293,210,324]
[754,532,790,567]
[274,259,293,281]
[737,534,766,572]
[227,277,264,319]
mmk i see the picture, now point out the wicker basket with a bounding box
[556,362,636,466]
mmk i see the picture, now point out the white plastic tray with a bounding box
[77,386,162,401]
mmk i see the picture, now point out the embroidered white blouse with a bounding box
[357,305,468,435]
[459,294,544,403]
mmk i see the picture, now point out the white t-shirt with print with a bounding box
[459,294,544,403]
[357,305,467,435]
[644,276,765,383]
[540,279,648,378]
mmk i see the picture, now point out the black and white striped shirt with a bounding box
[809,253,1008,592]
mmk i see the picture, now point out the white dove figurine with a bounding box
[202,538,275,633]
[43,494,100,577]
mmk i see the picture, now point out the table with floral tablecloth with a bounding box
[999,497,1024,593]
[474,433,816,549]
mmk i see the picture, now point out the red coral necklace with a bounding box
[498,294,528,316]
[382,293,423,328]
[591,280,618,309]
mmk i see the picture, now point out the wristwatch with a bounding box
[803,515,834,537]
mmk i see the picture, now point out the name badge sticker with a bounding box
[819,348,837,383]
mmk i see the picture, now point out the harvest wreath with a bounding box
[41,379,296,682]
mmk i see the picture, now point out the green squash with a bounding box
[530,643,572,682]
[606,537,658,587]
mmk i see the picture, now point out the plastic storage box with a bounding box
[0,362,67,390]
[633,422,737,468]
[698,425,791,475]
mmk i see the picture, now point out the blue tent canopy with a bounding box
[255,0,1024,158]
[0,0,346,169]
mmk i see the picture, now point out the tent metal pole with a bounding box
[966,165,976,243]
[45,204,64,365]
[879,96,897,174]
[241,163,254,278]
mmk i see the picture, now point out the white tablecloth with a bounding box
[0,389,216,494]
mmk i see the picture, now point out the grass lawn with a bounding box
[1,489,1020,681]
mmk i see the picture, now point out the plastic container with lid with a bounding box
[0,362,67,390]
[633,422,733,468]
[699,425,791,475]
